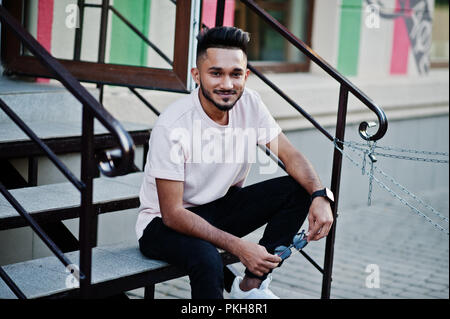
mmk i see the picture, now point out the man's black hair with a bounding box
[196,26,250,61]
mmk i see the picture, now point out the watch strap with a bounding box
[311,188,334,203]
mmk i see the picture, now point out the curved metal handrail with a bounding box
[240,0,388,141]
[0,5,135,176]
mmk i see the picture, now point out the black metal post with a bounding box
[98,0,109,64]
[73,0,85,61]
[79,105,96,298]
[27,156,38,186]
[215,0,226,27]
[321,84,349,299]
[97,0,110,104]
[144,285,155,299]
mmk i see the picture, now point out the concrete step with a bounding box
[0,243,238,299]
[0,172,144,230]
[0,76,152,159]
[0,76,96,124]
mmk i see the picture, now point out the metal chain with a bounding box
[372,152,449,164]
[341,140,449,163]
[376,145,448,157]
[368,158,374,205]
[341,143,448,164]
[373,165,449,223]
[342,139,449,155]
[333,139,449,235]
[345,143,449,223]
[361,140,377,206]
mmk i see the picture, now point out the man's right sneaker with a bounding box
[229,275,280,299]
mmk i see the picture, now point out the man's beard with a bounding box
[200,81,243,112]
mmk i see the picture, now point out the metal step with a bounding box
[0,243,168,299]
[0,76,93,125]
[0,120,151,159]
[0,172,144,230]
[0,242,238,299]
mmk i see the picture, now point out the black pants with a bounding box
[138,175,311,299]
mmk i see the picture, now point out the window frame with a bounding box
[234,0,315,73]
[1,0,194,92]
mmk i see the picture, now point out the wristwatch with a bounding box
[311,187,334,203]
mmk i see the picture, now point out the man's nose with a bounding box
[220,76,233,89]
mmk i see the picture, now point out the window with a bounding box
[431,0,449,68]
[234,0,314,72]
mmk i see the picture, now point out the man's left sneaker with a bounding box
[229,275,280,299]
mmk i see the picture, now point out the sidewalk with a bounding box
[126,187,449,299]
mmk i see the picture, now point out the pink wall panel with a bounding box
[201,0,235,28]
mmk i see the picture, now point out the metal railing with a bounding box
[214,0,388,299]
[0,5,135,298]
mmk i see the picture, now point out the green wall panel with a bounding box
[337,0,363,76]
[110,0,151,66]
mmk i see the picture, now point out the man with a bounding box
[136,26,333,299]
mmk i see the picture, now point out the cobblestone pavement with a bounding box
[126,188,449,299]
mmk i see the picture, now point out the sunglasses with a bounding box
[274,230,308,261]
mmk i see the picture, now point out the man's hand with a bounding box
[237,240,281,277]
[306,197,333,242]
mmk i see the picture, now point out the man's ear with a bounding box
[191,67,200,85]
[244,68,250,81]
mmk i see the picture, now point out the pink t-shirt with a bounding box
[135,87,281,240]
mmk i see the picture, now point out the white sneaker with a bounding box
[229,275,280,299]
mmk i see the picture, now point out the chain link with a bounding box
[333,139,449,235]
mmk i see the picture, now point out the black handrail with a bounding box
[248,64,334,142]
[0,4,136,298]
[240,0,388,142]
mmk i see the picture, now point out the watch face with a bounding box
[325,188,335,202]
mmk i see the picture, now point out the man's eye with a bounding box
[232,73,242,77]
[211,72,220,76]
